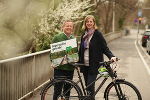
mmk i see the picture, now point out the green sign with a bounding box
[50,38,78,66]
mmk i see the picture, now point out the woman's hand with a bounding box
[110,57,118,62]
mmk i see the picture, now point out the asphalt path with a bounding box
[107,29,150,100]
[29,29,150,100]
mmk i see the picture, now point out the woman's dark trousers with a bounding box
[83,70,98,100]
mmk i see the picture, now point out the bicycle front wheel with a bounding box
[41,79,83,100]
[104,79,142,100]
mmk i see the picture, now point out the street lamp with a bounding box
[112,1,115,33]
[136,1,143,41]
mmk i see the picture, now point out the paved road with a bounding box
[29,29,150,100]
[108,29,150,100]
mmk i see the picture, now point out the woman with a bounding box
[78,15,117,100]
[51,20,75,100]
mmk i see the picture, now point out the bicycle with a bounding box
[40,59,142,100]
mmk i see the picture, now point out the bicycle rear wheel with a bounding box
[104,79,142,100]
[41,79,83,100]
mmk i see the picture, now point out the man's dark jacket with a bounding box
[78,29,115,74]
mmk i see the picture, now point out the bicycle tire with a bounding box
[41,79,83,100]
[104,79,142,100]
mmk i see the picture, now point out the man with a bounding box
[51,20,75,100]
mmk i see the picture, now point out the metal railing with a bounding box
[0,49,53,100]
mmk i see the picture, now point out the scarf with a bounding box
[83,29,95,49]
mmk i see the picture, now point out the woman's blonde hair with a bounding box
[82,15,98,30]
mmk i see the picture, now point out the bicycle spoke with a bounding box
[106,81,141,100]
[41,80,82,100]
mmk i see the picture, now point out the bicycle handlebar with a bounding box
[69,58,120,68]
[99,58,120,65]
[99,58,120,78]
[69,59,119,78]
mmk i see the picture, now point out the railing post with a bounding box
[32,55,36,94]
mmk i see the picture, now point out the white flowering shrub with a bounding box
[33,0,94,51]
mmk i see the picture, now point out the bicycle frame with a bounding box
[74,66,110,99]
[72,61,124,100]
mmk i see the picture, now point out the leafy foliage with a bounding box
[33,0,94,52]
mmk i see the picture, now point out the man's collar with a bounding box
[63,33,73,39]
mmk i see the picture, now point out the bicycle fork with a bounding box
[114,82,125,100]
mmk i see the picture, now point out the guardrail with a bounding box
[0,50,53,100]
[0,31,122,100]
